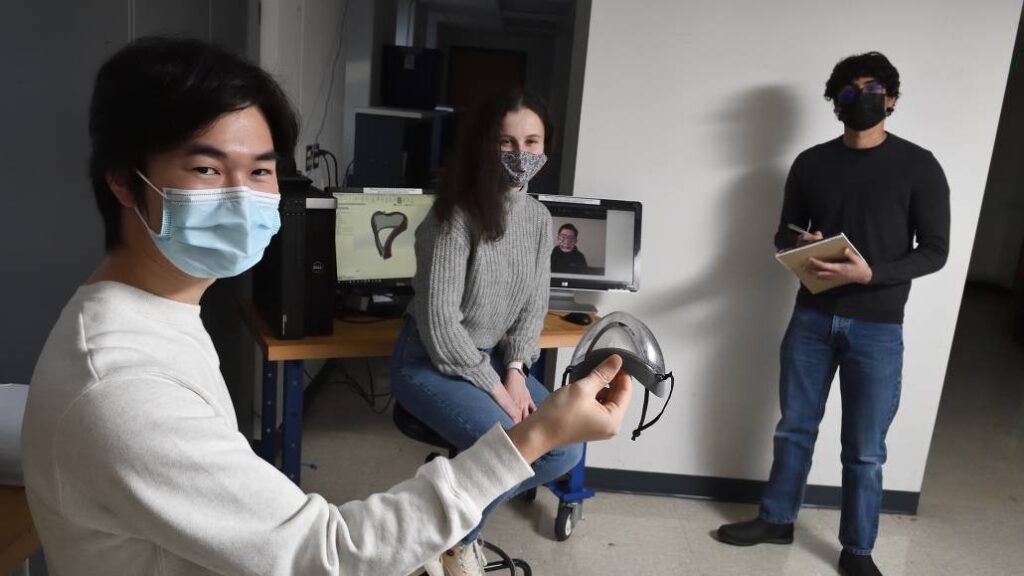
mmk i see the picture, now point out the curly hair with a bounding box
[824,52,901,102]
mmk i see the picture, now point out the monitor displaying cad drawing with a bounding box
[334,191,436,286]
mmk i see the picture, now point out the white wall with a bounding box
[562,0,1022,494]
[967,14,1024,287]
[339,0,375,185]
[262,0,396,188]
[260,0,349,189]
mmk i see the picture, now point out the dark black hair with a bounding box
[558,223,578,236]
[824,51,901,102]
[89,36,299,251]
[434,90,556,243]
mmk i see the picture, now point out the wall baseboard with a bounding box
[585,468,920,515]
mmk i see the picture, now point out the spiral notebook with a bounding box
[775,233,863,294]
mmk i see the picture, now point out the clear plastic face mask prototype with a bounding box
[561,312,674,440]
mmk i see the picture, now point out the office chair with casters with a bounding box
[392,401,532,576]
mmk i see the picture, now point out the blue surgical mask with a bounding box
[134,170,281,279]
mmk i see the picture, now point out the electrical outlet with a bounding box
[301,142,321,171]
[304,144,322,172]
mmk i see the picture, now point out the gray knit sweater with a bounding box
[407,190,552,391]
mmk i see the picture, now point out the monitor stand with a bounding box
[548,289,597,314]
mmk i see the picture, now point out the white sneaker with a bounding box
[421,555,444,576]
[440,539,488,576]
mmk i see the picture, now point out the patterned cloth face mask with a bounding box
[500,150,547,188]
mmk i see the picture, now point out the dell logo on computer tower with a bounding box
[253,174,337,340]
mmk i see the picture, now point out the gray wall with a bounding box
[0,0,258,433]
[557,0,590,195]
[1,0,123,385]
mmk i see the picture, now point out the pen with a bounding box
[787,223,810,235]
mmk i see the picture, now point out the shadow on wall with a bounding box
[639,85,801,481]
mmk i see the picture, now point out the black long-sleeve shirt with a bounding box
[551,246,589,274]
[774,133,950,324]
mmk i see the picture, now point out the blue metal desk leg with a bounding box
[281,360,304,485]
[533,349,595,503]
[559,443,594,503]
[260,360,278,464]
[534,348,594,541]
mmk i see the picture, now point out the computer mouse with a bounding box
[563,312,593,325]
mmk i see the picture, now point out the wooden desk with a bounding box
[241,306,593,485]
[0,486,40,575]
[242,308,592,361]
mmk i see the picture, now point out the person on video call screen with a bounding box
[551,223,588,273]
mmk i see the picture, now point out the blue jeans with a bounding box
[390,318,583,544]
[759,305,903,555]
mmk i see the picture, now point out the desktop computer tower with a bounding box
[253,175,336,339]
[254,184,305,339]
[303,192,337,336]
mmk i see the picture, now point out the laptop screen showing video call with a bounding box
[333,192,436,285]
[538,195,639,289]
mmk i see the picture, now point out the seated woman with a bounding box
[390,91,582,576]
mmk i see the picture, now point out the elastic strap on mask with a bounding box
[132,205,159,236]
[134,169,167,199]
[132,169,167,235]
[631,372,674,441]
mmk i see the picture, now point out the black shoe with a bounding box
[838,550,882,576]
[716,517,794,546]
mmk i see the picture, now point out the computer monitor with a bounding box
[534,194,642,312]
[333,191,436,288]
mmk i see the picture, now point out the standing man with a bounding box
[716,52,950,576]
[551,223,589,273]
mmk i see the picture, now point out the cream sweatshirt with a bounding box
[21,281,533,576]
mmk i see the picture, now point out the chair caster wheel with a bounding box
[555,502,578,541]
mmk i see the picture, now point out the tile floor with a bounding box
[299,287,1024,575]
